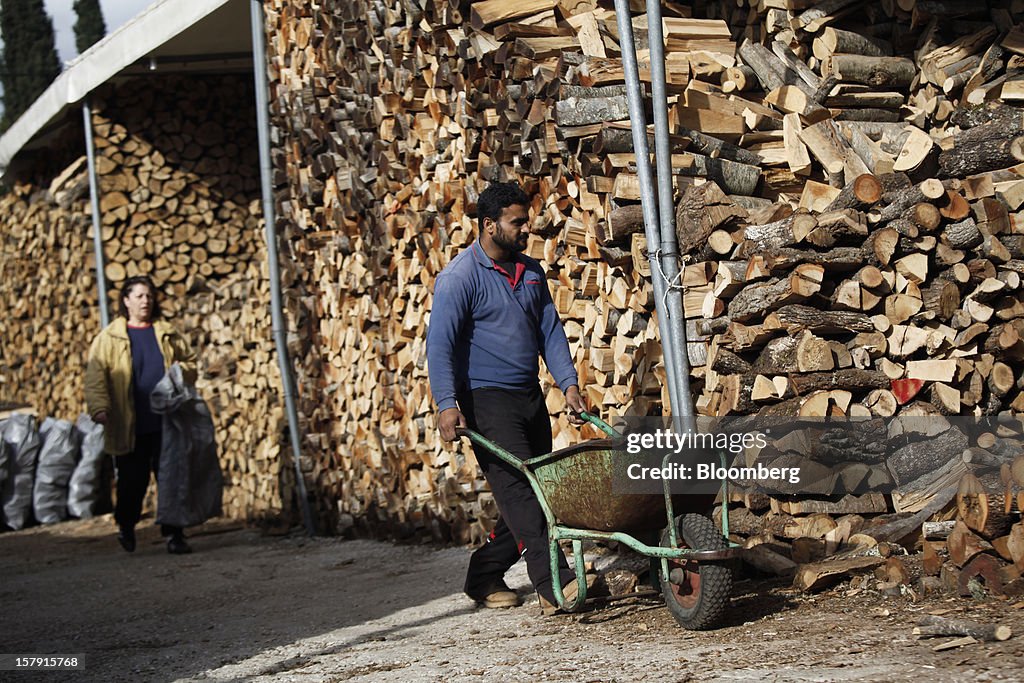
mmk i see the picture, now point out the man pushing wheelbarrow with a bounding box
[428,181,737,626]
[426,181,593,616]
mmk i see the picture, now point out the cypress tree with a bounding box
[0,0,62,131]
[73,0,106,55]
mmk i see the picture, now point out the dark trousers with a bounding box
[113,431,182,538]
[460,386,573,604]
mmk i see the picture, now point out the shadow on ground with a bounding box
[0,516,471,682]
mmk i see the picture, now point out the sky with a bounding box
[45,0,154,64]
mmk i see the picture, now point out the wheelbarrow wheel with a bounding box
[659,513,732,631]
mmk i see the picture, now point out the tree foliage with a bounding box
[0,0,61,131]
[73,0,106,55]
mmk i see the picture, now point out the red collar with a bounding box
[491,259,525,288]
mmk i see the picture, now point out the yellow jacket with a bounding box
[84,318,197,455]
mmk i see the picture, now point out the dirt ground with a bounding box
[2,516,1024,683]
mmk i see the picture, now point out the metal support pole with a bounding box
[250,0,316,536]
[82,98,109,328]
[612,0,685,429]
[645,0,697,433]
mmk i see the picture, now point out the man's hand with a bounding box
[564,385,588,425]
[438,407,467,442]
[92,411,107,425]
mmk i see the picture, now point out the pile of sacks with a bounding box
[0,414,106,530]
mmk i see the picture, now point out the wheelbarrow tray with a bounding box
[529,438,717,533]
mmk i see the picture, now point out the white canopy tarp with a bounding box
[0,0,248,174]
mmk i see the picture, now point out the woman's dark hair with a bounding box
[477,181,530,229]
[119,275,162,320]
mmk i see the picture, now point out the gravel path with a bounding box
[2,516,1023,682]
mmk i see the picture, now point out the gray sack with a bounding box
[150,363,223,528]
[67,414,106,519]
[33,417,81,524]
[0,431,9,501]
[1,413,41,529]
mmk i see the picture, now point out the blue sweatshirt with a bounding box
[127,324,166,435]
[426,242,578,411]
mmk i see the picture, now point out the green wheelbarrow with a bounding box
[457,412,739,630]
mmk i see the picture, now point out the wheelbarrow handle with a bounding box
[578,411,622,438]
[454,427,528,472]
[454,411,621,462]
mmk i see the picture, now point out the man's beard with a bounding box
[493,231,527,253]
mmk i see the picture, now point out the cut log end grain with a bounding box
[853,173,883,204]
[919,178,945,200]
[940,190,972,220]
[947,521,994,568]
[894,130,936,173]
[957,472,990,534]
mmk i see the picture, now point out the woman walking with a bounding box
[85,276,198,554]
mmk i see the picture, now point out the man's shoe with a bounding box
[117,526,136,553]
[539,573,598,616]
[479,589,521,609]
[167,535,192,555]
[468,581,522,609]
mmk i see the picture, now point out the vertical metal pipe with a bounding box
[645,0,696,433]
[612,0,682,424]
[82,98,109,328]
[250,0,316,536]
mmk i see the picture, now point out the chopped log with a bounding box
[871,179,944,224]
[727,265,825,322]
[677,127,764,167]
[827,55,917,88]
[723,65,756,93]
[763,304,874,334]
[813,27,892,62]
[787,369,889,396]
[915,615,1012,642]
[793,555,886,592]
[957,472,990,534]
[799,119,863,184]
[741,211,818,253]
[470,0,559,29]
[741,544,799,577]
[943,217,983,250]
[676,182,747,255]
[554,95,628,127]
[939,132,1024,178]
[602,204,644,245]
[760,246,869,273]
[886,428,969,486]
[948,520,994,567]
[737,39,794,92]
[783,113,813,177]
[825,174,883,211]
[958,552,1009,596]
[893,128,937,173]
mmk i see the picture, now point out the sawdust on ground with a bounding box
[2,516,1023,682]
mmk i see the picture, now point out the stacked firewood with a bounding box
[261,0,1024,546]
[0,75,288,522]
[0,182,98,416]
[256,0,1024,544]
[717,452,1024,597]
